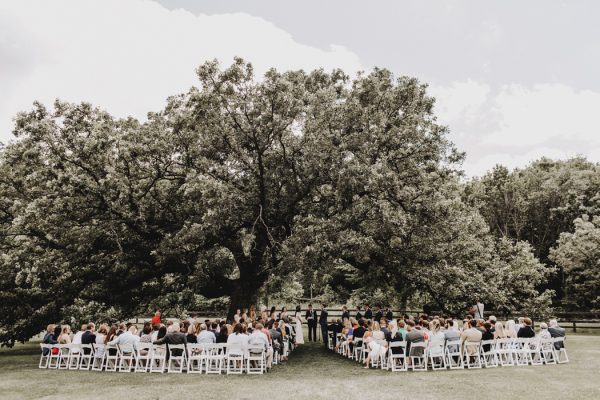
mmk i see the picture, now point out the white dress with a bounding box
[295,312,304,344]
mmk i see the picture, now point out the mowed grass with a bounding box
[1,334,599,400]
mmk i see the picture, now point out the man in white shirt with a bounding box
[108,325,140,354]
[248,323,273,369]
[197,324,216,344]
[472,300,484,320]
[71,323,87,354]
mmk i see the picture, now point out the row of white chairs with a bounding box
[332,334,568,371]
[40,340,294,374]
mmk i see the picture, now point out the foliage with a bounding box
[550,215,600,310]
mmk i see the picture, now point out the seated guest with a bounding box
[517,318,535,338]
[405,320,425,362]
[444,320,460,342]
[186,324,197,344]
[380,319,391,342]
[216,324,229,343]
[80,323,96,354]
[493,321,506,339]
[109,325,140,354]
[515,317,525,335]
[196,323,216,344]
[157,326,167,340]
[42,324,58,355]
[139,322,153,344]
[227,323,248,354]
[538,322,551,340]
[460,319,482,356]
[481,322,494,352]
[548,319,566,350]
[269,321,283,355]
[248,323,273,370]
[505,320,518,338]
[362,331,385,369]
[153,322,187,358]
[58,325,72,344]
[95,324,109,357]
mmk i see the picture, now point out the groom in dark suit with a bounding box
[319,303,329,347]
[305,304,317,342]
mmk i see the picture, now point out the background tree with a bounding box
[550,215,600,310]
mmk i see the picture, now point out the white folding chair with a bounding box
[463,341,483,369]
[135,343,153,372]
[352,339,364,362]
[388,341,407,372]
[205,343,225,374]
[327,332,334,350]
[480,340,498,368]
[528,338,544,366]
[104,344,120,372]
[408,342,428,371]
[79,344,94,370]
[68,344,82,370]
[553,337,569,363]
[539,338,557,364]
[226,343,244,374]
[149,344,167,373]
[246,344,266,374]
[186,343,205,374]
[427,340,446,370]
[511,338,530,366]
[167,344,187,373]
[494,338,514,366]
[91,343,106,371]
[58,345,71,370]
[39,344,51,368]
[48,345,61,369]
[118,344,137,372]
[444,339,463,369]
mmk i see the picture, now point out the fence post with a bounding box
[573,321,577,332]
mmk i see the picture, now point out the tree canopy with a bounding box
[0,59,556,345]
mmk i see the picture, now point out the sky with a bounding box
[1,0,599,176]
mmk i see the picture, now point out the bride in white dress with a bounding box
[294,306,304,345]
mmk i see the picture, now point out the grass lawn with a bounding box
[1,334,598,400]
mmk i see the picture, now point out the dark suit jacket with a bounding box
[81,330,96,345]
[548,326,566,349]
[319,310,328,326]
[517,326,535,338]
[353,326,366,339]
[355,311,363,321]
[305,309,317,324]
[374,311,383,322]
[342,310,350,320]
[364,309,372,320]
[385,310,393,321]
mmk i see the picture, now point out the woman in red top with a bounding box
[151,311,161,325]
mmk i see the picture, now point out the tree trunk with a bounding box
[227,277,260,321]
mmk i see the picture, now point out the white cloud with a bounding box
[0,0,363,144]
[432,81,600,176]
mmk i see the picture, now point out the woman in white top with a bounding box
[294,305,304,345]
[227,323,249,356]
[234,309,241,323]
[362,331,382,369]
[493,322,506,339]
[505,320,518,338]
[428,320,445,357]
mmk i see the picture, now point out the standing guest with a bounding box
[548,319,566,350]
[306,304,317,342]
[260,307,269,322]
[42,324,58,355]
[269,306,277,318]
[294,305,304,345]
[234,309,242,323]
[81,323,96,354]
[58,325,72,344]
[319,304,329,347]
[279,307,288,320]
[249,305,257,322]
[341,305,350,321]
[517,318,535,338]
[364,304,373,321]
[374,306,383,323]
[471,299,485,320]
[385,306,393,322]
[355,306,363,321]
[151,311,161,326]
